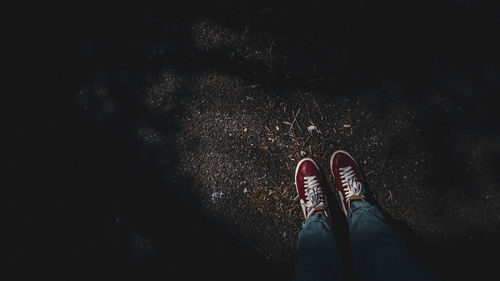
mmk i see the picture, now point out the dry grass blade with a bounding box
[292,108,302,131]
[379,149,389,175]
[321,144,333,160]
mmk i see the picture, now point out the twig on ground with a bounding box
[321,144,334,160]
[270,179,279,189]
[264,125,272,135]
[257,174,267,180]
[266,150,278,181]
[401,208,411,217]
[297,135,313,153]
[379,149,389,175]
[287,204,298,214]
[291,108,302,132]
[280,101,286,114]
[309,120,321,134]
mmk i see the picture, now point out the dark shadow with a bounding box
[7,3,287,280]
[381,211,500,281]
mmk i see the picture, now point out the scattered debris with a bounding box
[310,121,321,134]
[211,192,223,203]
[307,125,317,133]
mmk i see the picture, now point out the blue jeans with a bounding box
[292,201,440,281]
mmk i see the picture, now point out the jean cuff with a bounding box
[350,199,370,209]
[348,199,371,218]
[303,213,331,228]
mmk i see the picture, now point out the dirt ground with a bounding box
[7,1,500,280]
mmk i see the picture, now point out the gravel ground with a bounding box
[7,1,500,280]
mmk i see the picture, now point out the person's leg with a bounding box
[330,150,439,281]
[293,158,345,281]
[348,200,439,281]
[293,213,344,281]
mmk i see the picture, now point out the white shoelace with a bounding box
[303,176,327,218]
[339,166,364,202]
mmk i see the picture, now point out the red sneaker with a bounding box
[329,150,366,216]
[294,158,330,219]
